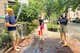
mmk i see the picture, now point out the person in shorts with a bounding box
[58,13,68,46]
[5,8,21,51]
[39,16,44,35]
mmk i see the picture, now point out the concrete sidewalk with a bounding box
[18,30,80,53]
[68,38,80,53]
[48,31,80,53]
[8,27,80,53]
[20,31,80,53]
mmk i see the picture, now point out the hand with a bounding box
[13,24,18,26]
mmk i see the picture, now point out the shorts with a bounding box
[8,30,20,41]
[59,25,67,33]
[40,24,44,30]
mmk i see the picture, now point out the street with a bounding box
[67,23,80,40]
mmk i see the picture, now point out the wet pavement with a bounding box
[21,37,73,53]
[20,23,78,53]
[9,23,80,53]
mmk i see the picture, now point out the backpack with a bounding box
[60,17,68,25]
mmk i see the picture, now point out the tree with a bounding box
[10,0,80,20]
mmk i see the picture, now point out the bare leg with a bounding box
[16,38,20,46]
[12,40,16,50]
[60,32,63,41]
[62,32,67,46]
[59,32,64,44]
[63,32,67,42]
[13,40,20,52]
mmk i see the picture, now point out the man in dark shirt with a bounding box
[5,8,20,51]
[58,13,68,47]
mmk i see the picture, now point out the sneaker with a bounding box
[19,43,26,47]
[15,46,21,51]
[62,42,68,47]
[59,41,64,44]
[15,48,20,51]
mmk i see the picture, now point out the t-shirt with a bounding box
[39,19,44,25]
[5,15,16,31]
[58,17,68,25]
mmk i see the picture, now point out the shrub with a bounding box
[0,33,11,49]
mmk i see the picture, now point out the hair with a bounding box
[6,8,13,13]
[61,15,63,17]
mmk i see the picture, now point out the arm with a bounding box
[5,22,16,27]
[57,18,60,25]
[58,21,60,25]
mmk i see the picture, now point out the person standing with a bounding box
[5,8,21,51]
[38,16,44,37]
[58,13,68,46]
[38,14,45,53]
